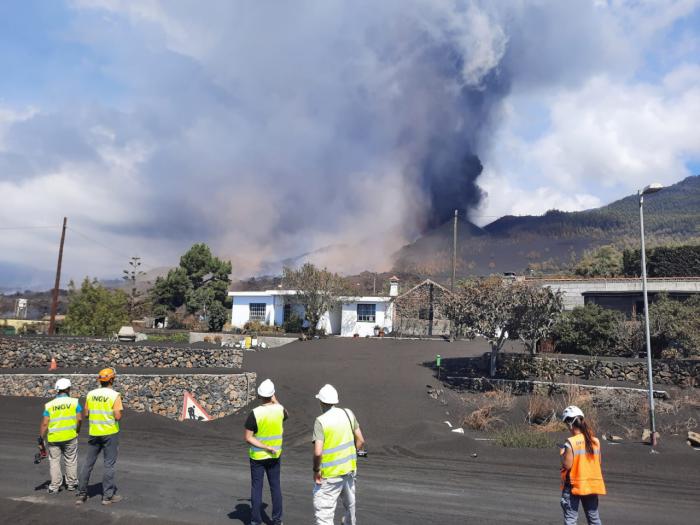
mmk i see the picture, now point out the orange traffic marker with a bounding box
[49,357,57,371]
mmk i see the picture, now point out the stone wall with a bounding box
[497,354,698,388]
[0,336,243,369]
[0,372,256,420]
[444,376,669,399]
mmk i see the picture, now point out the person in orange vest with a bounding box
[75,368,123,506]
[560,406,606,525]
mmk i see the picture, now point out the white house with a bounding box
[228,278,399,337]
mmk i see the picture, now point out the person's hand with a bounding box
[314,471,323,485]
[266,446,277,454]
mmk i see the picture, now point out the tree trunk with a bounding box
[489,343,498,378]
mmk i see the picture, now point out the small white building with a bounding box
[228,278,399,337]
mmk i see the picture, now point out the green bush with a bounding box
[494,426,556,448]
[146,332,190,344]
[207,301,228,332]
[649,294,700,357]
[283,314,304,333]
[551,304,624,356]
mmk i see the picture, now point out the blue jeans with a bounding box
[78,434,119,499]
[250,458,282,525]
[561,486,602,525]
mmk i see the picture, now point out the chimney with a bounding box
[389,276,400,297]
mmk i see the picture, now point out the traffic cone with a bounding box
[49,357,57,371]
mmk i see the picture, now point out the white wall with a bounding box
[340,301,392,337]
[231,295,275,328]
[231,294,396,336]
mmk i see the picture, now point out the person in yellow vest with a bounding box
[312,384,365,525]
[39,378,83,494]
[75,368,123,506]
[244,378,288,525]
[560,405,606,525]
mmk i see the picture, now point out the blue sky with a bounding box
[1,0,699,287]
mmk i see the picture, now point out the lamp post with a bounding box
[638,182,663,449]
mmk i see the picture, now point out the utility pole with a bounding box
[638,184,663,450]
[48,217,67,335]
[451,209,458,291]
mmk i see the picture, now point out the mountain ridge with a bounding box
[393,175,700,277]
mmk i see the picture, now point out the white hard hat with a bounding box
[55,378,71,391]
[257,379,275,397]
[316,384,339,405]
[561,405,585,421]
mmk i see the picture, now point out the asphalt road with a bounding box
[1,338,698,524]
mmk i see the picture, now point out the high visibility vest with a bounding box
[86,387,120,436]
[45,396,79,443]
[317,407,357,478]
[249,404,284,460]
[561,434,606,496]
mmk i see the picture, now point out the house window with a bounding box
[249,303,266,322]
[418,307,431,320]
[283,303,292,322]
[357,303,376,323]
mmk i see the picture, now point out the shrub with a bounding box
[551,304,623,356]
[283,314,304,333]
[526,395,557,425]
[483,387,515,411]
[147,332,189,344]
[463,406,503,431]
[243,320,267,332]
[494,426,556,448]
[649,294,700,357]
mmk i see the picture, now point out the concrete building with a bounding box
[228,277,400,337]
[536,277,700,316]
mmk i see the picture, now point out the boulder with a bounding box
[688,431,700,448]
[604,433,624,443]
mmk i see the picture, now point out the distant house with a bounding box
[228,277,400,337]
[536,277,700,316]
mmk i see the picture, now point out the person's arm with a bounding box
[39,415,49,439]
[354,426,365,452]
[244,429,277,453]
[561,444,573,470]
[75,403,83,434]
[113,395,123,421]
[313,440,324,484]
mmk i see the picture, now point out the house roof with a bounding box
[395,279,452,300]
[228,290,392,302]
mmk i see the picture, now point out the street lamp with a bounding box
[638,182,663,449]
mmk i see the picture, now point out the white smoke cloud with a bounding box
[1,0,699,287]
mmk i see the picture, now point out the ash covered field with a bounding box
[1,339,698,524]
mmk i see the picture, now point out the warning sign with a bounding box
[180,390,212,422]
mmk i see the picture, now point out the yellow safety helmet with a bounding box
[98,367,116,381]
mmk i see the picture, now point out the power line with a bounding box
[66,226,155,273]
[0,225,57,231]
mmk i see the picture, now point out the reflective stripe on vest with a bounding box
[86,388,120,436]
[561,435,607,496]
[45,397,79,443]
[249,404,284,460]
[318,407,357,478]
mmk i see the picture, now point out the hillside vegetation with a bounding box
[393,175,700,277]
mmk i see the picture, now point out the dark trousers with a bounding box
[250,458,282,525]
[78,434,119,499]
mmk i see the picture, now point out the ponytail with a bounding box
[572,417,595,455]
